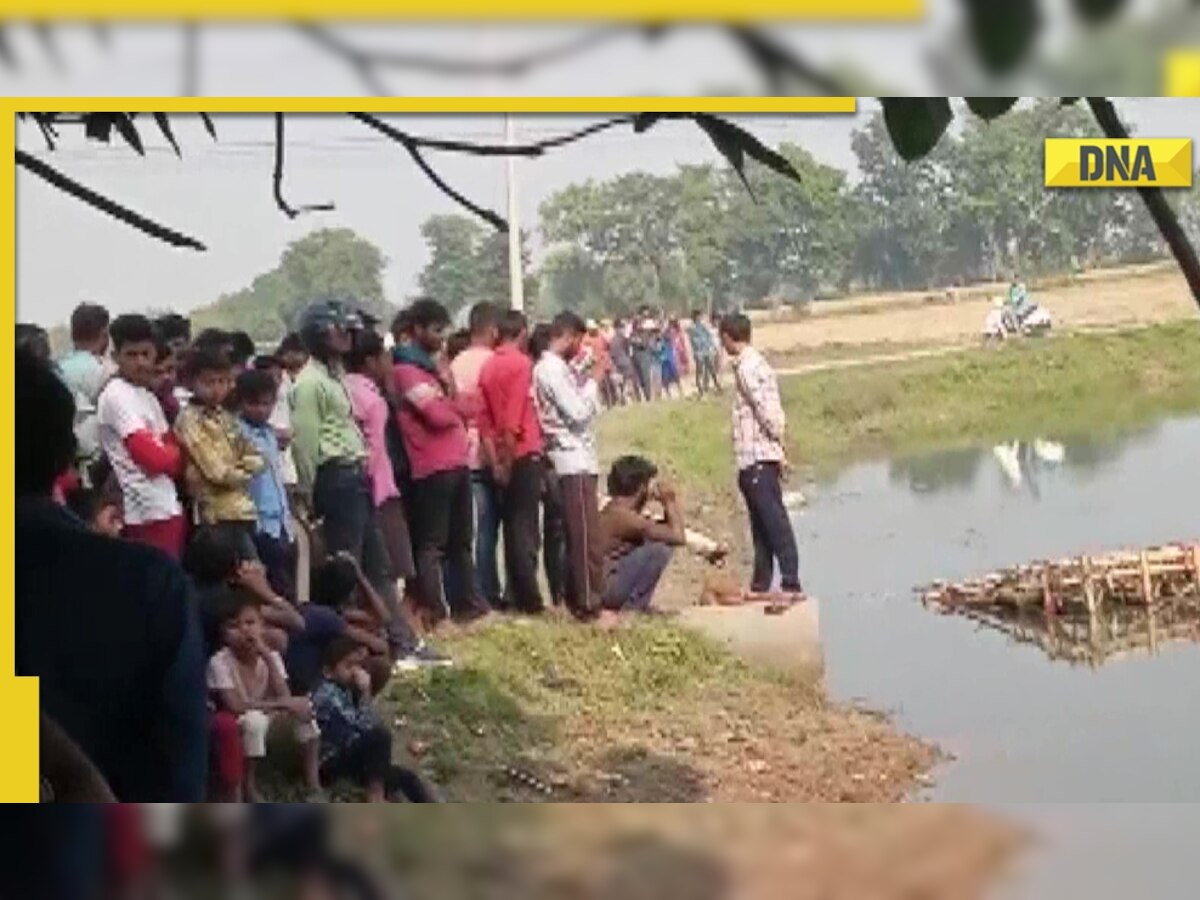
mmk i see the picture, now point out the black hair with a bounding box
[527,323,552,359]
[717,313,751,344]
[63,485,118,525]
[312,558,358,610]
[407,298,451,331]
[235,368,277,405]
[193,327,230,351]
[607,455,659,498]
[468,301,501,338]
[253,354,281,372]
[211,588,259,631]
[277,332,305,357]
[691,309,704,319]
[322,635,364,669]
[498,309,528,342]
[391,307,413,340]
[154,331,173,363]
[109,314,157,351]
[16,324,51,362]
[347,328,386,373]
[446,329,470,361]
[16,348,76,496]
[181,344,232,381]
[182,526,243,587]
[549,310,586,339]
[227,331,257,367]
[155,313,191,344]
[69,303,110,345]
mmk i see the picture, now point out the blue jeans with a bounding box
[471,468,502,607]
[603,541,674,611]
[315,461,416,655]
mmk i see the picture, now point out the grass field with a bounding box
[599,320,1200,488]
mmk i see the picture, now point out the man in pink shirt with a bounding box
[479,310,546,614]
[448,302,501,608]
[393,298,490,626]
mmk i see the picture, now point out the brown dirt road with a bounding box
[754,263,1195,358]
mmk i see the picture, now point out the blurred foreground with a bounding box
[0,804,1026,900]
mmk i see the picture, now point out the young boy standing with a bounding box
[174,346,264,560]
[96,314,186,559]
[717,314,804,604]
[236,368,297,601]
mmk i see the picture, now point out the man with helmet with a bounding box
[290,299,449,671]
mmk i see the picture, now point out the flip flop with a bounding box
[763,592,806,615]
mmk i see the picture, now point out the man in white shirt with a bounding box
[57,302,113,467]
[533,311,609,623]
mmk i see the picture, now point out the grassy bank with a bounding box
[383,618,934,802]
[365,323,1200,804]
[599,321,1200,488]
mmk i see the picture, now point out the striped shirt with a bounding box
[730,346,786,471]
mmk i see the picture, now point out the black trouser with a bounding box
[314,461,416,656]
[410,466,489,623]
[542,462,567,606]
[501,454,545,613]
[319,725,436,802]
[736,462,801,592]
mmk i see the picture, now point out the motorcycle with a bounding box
[983,296,1052,341]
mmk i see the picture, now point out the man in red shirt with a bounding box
[478,310,546,614]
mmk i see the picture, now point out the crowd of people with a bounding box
[570,308,727,406]
[16,292,804,804]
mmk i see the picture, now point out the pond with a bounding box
[797,417,1200,895]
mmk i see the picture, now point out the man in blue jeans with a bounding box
[718,313,804,605]
[599,455,686,614]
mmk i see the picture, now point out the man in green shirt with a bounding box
[292,300,449,671]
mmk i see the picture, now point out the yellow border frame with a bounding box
[2,95,856,802]
[6,1,921,18]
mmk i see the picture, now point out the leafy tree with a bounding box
[416,214,536,312]
[277,227,388,326]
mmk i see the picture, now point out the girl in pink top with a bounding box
[345,331,415,582]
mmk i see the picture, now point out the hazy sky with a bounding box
[18,98,1200,328]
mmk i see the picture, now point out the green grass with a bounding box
[380,617,813,802]
[599,321,1200,487]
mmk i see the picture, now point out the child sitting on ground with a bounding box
[312,637,436,803]
[300,555,395,696]
[174,345,264,560]
[183,526,304,657]
[206,590,321,802]
[63,485,124,538]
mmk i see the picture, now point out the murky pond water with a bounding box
[797,418,1200,894]
[797,419,1200,894]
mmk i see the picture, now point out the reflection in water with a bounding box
[885,425,1162,499]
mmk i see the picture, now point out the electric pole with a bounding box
[505,114,525,311]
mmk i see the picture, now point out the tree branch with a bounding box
[273,112,335,219]
[16,150,206,251]
[725,27,851,96]
[1086,96,1200,307]
[350,111,632,157]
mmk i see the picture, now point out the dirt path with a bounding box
[754,265,1196,359]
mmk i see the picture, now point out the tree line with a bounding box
[421,100,1200,319]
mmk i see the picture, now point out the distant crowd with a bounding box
[16,294,803,804]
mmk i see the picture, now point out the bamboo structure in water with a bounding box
[920,543,1200,666]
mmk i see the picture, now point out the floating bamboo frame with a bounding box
[920,542,1200,666]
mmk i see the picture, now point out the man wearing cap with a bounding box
[291,299,449,671]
